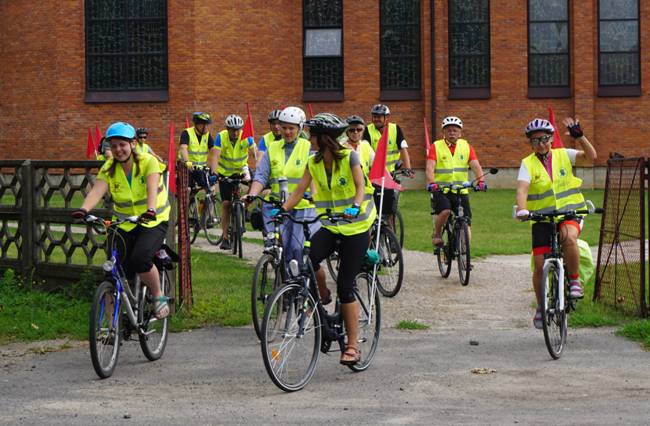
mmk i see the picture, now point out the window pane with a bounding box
[448,0,489,90]
[304,29,342,57]
[87,21,126,54]
[600,53,639,85]
[529,55,569,86]
[529,0,567,21]
[304,0,342,27]
[127,0,165,18]
[381,25,420,56]
[381,0,419,24]
[449,0,488,24]
[380,0,421,91]
[599,0,638,20]
[450,55,489,88]
[381,56,420,90]
[530,22,568,54]
[449,23,489,55]
[303,58,343,91]
[600,21,639,52]
[88,0,125,19]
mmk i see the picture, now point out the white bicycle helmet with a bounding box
[278,106,306,129]
[441,116,463,129]
[525,118,554,137]
[371,104,390,115]
[267,109,282,122]
[225,114,244,130]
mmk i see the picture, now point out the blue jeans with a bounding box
[281,208,320,268]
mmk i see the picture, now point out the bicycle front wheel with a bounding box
[138,269,170,361]
[457,222,471,286]
[374,227,404,297]
[348,272,381,372]
[89,281,121,379]
[251,253,283,340]
[542,264,567,359]
[188,196,200,244]
[203,193,223,246]
[261,283,321,392]
[435,224,452,278]
[236,203,244,259]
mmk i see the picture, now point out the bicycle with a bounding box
[388,168,410,247]
[520,201,602,359]
[84,215,176,378]
[187,166,222,245]
[432,168,498,286]
[219,175,250,258]
[326,216,404,297]
[260,211,381,392]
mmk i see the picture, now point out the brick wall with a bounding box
[0,1,648,169]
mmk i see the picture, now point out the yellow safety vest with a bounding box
[185,127,210,166]
[262,131,281,149]
[267,138,313,209]
[216,130,250,176]
[309,150,376,236]
[343,140,375,194]
[135,142,166,172]
[523,148,586,214]
[366,122,400,172]
[98,153,170,231]
[433,139,471,195]
[96,154,106,162]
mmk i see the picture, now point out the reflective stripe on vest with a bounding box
[186,127,210,166]
[523,148,586,214]
[367,123,400,172]
[267,138,313,209]
[308,149,377,236]
[216,130,249,176]
[434,139,471,194]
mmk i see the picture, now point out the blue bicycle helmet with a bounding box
[105,122,136,140]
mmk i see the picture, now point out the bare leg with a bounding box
[221,200,231,240]
[341,301,359,355]
[433,209,450,242]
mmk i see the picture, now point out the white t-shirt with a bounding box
[517,149,578,183]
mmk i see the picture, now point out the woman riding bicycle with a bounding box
[279,112,377,366]
[515,117,597,329]
[72,121,171,319]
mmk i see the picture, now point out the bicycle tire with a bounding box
[237,203,244,259]
[251,253,283,340]
[394,209,405,248]
[457,222,471,286]
[138,269,170,361]
[230,203,241,257]
[203,193,223,246]
[435,223,452,278]
[261,283,321,392]
[373,227,404,297]
[188,196,200,244]
[348,272,381,372]
[325,251,340,282]
[542,264,567,359]
[89,281,121,379]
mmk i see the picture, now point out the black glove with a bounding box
[567,122,583,139]
[404,168,415,178]
[71,208,88,221]
[140,208,157,223]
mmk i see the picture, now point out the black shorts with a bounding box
[110,222,169,276]
[430,192,472,224]
[218,174,243,202]
[188,169,210,190]
[531,216,582,256]
[372,186,397,215]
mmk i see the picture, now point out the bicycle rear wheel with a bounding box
[542,264,567,359]
[325,251,340,282]
[251,253,283,340]
[188,196,200,244]
[203,193,223,246]
[261,283,321,392]
[435,224,452,278]
[373,227,404,297]
[394,210,405,248]
[456,222,471,286]
[89,281,121,379]
[348,272,381,372]
[138,269,170,361]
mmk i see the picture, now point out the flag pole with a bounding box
[368,175,385,323]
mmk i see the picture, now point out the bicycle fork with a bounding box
[542,258,564,313]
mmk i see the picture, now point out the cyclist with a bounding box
[245,106,319,264]
[257,109,283,162]
[97,136,112,161]
[279,112,376,366]
[178,112,217,189]
[341,115,375,173]
[72,122,171,319]
[135,128,164,163]
[214,114,257,250]
[515,117,596,329]
[426,116,486,247]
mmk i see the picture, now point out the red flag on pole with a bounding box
[167,122,176,195]
[86,129,96,159]
[548,106,564,148]
[185,114,190,130]
[307,103,314,118]
[94,124,102,152]
[423,117,432,158]
[368,126,401,190]
[240,103,255,141]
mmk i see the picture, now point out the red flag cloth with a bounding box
[240,104,255,140]
[86,129,96,159]
[167,122,176,195]
[307,103,314,118]
[185,115,190,129]
[548,106,564,148]
[94,124,102,152]
[423,117,431,157]
[368,126,401,190]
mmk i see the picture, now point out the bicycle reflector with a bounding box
[102,259,115,272]
[289,259,300,277]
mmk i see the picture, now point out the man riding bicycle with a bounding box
[214,114,257,250]
[515,117,597,329]
[178,112,217,188]
[426,116,486,246]
[72,122,171,319]
[257,109,283,163]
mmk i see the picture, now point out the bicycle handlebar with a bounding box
[275,209,351,226]
[80,214,140,234]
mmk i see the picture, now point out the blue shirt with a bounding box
[214,133,255,149]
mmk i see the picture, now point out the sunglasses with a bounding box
[137,135,148,139]
[530,135,552,146]
[347,128,364,133]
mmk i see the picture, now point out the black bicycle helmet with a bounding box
[304,113,348,138]
[192,112,212,124]
[136,127,149,137]
[267,109,282,122]
[370,104,390,115]
[346,115,365,126]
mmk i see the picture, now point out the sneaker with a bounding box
[219,239,231,250]
[432,235,443,247]
[569,280,584,299]
[533,308,543,330]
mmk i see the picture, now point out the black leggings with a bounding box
[110,222,168,277]
[310,228,370,304]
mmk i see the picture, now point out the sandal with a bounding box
[340,346,361,366]
[153,296,170,320]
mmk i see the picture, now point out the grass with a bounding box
[395,320,430,330]
[618,320,650,350]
